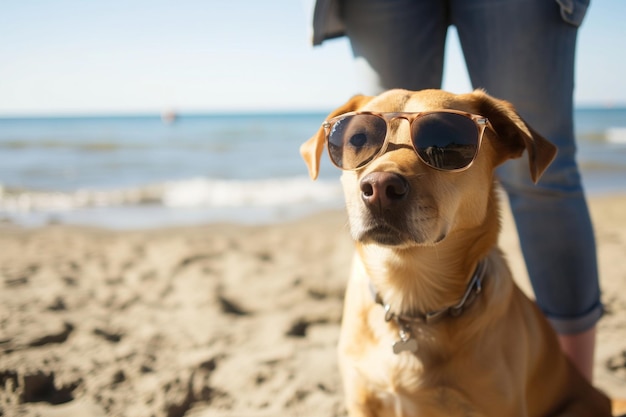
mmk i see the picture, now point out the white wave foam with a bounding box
[161,177,341,208]
[606,127,626,144]
[0,184,162,212]
[0,177,343,213]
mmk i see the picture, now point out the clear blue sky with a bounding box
[1,0,624,115]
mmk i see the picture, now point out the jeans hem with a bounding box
[546,302,604,335]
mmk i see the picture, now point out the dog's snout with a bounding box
[360,172,409,209]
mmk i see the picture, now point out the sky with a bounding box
[1,0,624,116]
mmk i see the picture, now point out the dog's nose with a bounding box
[360,172,409,209]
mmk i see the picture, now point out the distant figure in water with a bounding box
[161,109,177,124]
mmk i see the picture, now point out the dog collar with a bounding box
[369,259,487,354]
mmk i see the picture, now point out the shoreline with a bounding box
[1,165,625,230]
[1,193,625,416]
[2,187,625,232]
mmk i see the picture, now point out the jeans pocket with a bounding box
[555,0,590,27]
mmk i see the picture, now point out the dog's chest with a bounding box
[357,351,424,415]
[352,321,485,416]
[358,353,486,417]
[357,352,484,417]
[355,336,428,396]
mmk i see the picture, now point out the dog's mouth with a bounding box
[352,206,446,247]
[355,221,415,246]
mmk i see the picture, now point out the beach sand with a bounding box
[1,194,625,416]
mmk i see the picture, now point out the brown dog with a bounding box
[301,89,614,416]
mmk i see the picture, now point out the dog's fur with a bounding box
[301,89,614,416]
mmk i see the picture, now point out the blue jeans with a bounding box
[340,0,601,334]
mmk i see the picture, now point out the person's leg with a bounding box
[452,0,600,381]
[559,327,596,381]
[341,0,449,94]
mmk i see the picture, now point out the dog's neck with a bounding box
[357,214,499,317]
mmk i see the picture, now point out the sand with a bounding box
[1,194,625,417]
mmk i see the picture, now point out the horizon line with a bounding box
[2,102,626,119]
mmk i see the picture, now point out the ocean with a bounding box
[1,108,625,229]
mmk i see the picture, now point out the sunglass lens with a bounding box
[411,113,479,170]
[327,115,387,170]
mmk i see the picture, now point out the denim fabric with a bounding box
[310,0,345,45]
[335,0,602,334]
[556,0,591,26]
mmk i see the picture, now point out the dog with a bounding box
[300,89,617,416]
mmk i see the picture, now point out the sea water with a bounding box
[0,109,625,228]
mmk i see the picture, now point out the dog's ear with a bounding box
[471,89,557,183]
[300,94,374,180]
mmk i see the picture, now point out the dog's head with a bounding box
[301,89,556,248]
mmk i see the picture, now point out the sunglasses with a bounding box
[322,110,491,172]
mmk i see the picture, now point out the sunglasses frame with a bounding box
[322,110,492,172]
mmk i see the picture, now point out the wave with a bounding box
[0,140,236,153]
[0,177,343,213]
[606,127,626,144]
